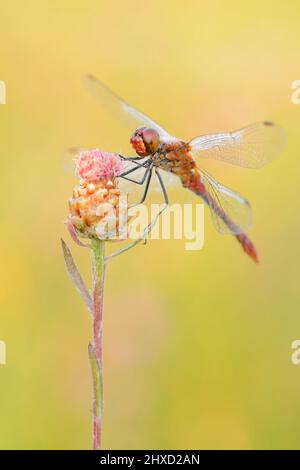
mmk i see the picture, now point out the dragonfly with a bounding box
[83,74,286,263]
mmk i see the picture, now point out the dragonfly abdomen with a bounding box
[182,172,258,263]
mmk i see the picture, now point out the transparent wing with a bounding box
[84,75,172,140]
[200,169,252,234]
[190,121,286,169]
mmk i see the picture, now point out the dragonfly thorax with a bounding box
[130,127,160,157]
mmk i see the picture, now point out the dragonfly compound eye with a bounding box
[130,127,160,157]
[142,128,160,154]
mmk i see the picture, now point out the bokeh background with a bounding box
[0,0,300,449]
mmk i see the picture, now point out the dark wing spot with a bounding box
[263,120,274,126]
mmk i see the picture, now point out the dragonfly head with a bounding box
[130,127,160,157]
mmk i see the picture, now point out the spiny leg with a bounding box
[105,166,153,262]
[129,164,153,208]
[155,168,169,205]
[119,159,151,185]
[106,169,170,262]
[146,168,169,231]
[119,154,149,165]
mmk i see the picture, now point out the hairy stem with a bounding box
[90,239,105,450]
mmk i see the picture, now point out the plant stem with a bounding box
[90,239,105,450]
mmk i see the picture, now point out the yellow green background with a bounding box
[1,0,300,449]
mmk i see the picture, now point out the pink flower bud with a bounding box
[75,149,124,183]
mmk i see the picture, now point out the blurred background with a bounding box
[0,0,300,449]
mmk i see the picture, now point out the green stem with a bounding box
[90,239,105,450]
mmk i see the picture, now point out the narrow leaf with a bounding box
[66,220,90,248]
[61,238,93,314]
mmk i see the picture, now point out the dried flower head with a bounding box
[68,150,127,240]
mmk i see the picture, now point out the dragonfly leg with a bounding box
[105,169,169,263]
[135,167,170,236]
[119,154,149,165]
[144,168,169,231]
[119,160,151,184]
[105,236,146,263]
[129,165,153,208]
[155,168,169,205]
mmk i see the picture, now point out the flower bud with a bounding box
[68,150,128,241]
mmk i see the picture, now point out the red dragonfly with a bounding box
[84,75,286,263]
